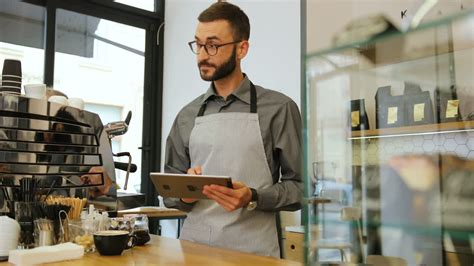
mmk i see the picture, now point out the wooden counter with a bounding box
[0,235,302,266]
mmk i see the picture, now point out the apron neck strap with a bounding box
[250,82,257,113]
[197,82,257,117]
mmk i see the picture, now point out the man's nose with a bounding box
[197,47,210,61]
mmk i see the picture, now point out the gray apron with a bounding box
[180,83,279,258]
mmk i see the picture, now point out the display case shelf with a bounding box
[350,121,474,139]
[306,9,474,69]
[306,197,332,205]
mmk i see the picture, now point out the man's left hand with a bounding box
[202,181,252,212]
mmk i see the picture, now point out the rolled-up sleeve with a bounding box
[257,100,303,211]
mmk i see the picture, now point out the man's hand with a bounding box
[202,180,252,212]
[181,166,202,204]
[187,166,202,175]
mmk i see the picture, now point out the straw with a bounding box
[36,218,53,231]
[43,180,57,202]
[32,202,46,220]
[44,196,87,220]
[1,187,9,201]
[19,178,32,202]
[31,177,40,202]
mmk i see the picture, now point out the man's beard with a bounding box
[198,47,237,81]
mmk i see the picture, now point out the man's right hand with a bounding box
[181,166,202,204]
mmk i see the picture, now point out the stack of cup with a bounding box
[1,59,22,95]
[24,84,47,100]
[68,98,84,110]
[0,216,20,260]
[48,95,68,106]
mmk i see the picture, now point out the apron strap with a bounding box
[197,82,257,117]
[250,82,257,114]
[197,101,207,117]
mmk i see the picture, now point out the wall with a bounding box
[160,0,302,237]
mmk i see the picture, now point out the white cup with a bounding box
[48,95,68,106]
[68,97,84,110]
[0,216,20,256]
[24,84,47,99]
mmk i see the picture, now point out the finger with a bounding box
[181,198,198,204]
[205,192,235,211]
[208,184,238,197]
[202,186,213,197]
[205,187,239,207]
[205,192,230,208]
[187,166,202,175]
[231,180,246,189]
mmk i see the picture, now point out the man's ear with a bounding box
[237,41,249,60]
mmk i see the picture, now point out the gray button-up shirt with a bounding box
[164,75,302,212]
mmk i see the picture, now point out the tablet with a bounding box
[150,172,233,199]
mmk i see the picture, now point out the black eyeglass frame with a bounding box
[188,40,242,56]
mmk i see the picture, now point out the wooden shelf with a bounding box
[350,121,474,139]
[306,197,331,205]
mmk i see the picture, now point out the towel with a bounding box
[9,242,84,265]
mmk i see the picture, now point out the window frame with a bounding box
[22,0,165,208]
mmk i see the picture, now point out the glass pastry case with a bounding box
[303,10,474,265]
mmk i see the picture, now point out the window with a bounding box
[0,0,45,84]
[114,0,155,12]
[85,103,135,190]
[55,9,146,193]
[0,0,164,207]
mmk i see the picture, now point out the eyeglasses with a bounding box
[188,40,241,56]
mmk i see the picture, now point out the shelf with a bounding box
[306,9,474,61]
[306,197,332,205]
[305,10,474,85]
[350,121,474,139]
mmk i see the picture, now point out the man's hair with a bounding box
[198,2,250,41]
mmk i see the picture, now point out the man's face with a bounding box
[194,20,238,81]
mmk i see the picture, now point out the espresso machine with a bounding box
[0,93,119,212]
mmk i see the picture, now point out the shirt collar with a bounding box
[200,74,252,105]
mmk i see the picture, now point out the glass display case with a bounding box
[303,10,474,265]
